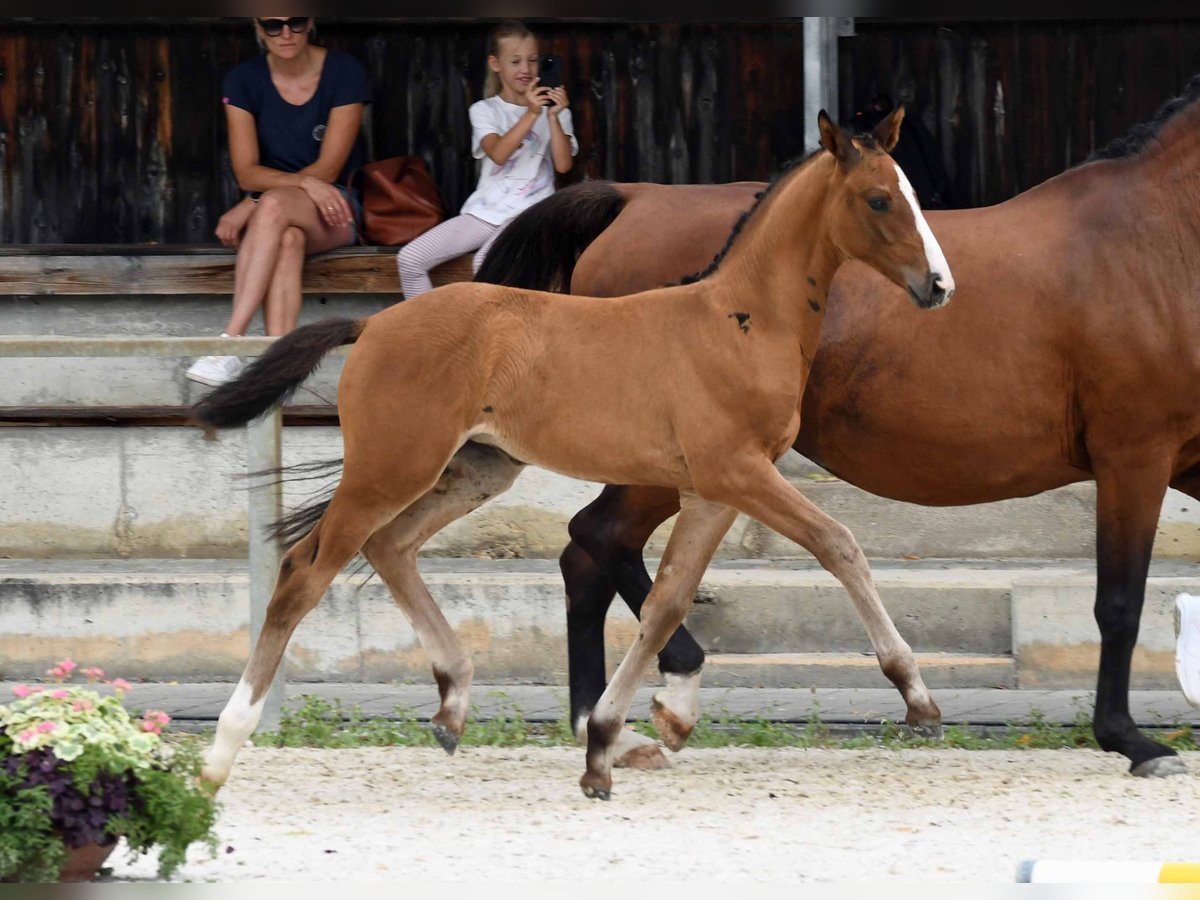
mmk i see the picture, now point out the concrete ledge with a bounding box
[0,423,1156,560]
[1013,575,1200,690]
[1,558,1194,689]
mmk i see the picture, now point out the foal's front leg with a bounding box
[361,443,524,754]
[581,494,738,799]
[724,460,941,736]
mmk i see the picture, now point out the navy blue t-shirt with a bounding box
[223,49,370,187]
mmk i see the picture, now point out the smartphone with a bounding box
[537,54,563,99]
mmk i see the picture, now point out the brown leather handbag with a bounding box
[354,156,445,246]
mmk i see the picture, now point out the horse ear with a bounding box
[873,104,905,153]
[818,110,860,168]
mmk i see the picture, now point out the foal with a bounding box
[193,109,954,798]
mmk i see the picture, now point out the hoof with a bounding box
[908,721,944,742]
[1131,755,1188,778]
[431,723,459,756]
[615,743,672,770]
[579,771,612,801]
[580,783,612,801]
[650,697,694,753]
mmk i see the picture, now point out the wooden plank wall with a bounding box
[841,18,1200,209]
[1,18,1200,244]
[0,19,808,244]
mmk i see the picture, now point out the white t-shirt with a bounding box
[460,95,579,226]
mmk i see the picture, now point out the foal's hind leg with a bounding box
[202,440,462,787]
[715,460,941,736]
[581,493,738,799]
[361,443,523,754]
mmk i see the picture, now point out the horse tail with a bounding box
[473,181,626,292]
[244,457,346,548]
[190,317,365,431]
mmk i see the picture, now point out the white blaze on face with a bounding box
[894,162,955,298]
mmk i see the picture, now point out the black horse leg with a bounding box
[1092,464,1185,775]
[561,540,618,737]
[561,485,705,737]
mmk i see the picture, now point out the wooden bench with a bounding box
[0,244,473,296]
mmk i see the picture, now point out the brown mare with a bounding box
[191,109,954,799]
[473,74,1200,778]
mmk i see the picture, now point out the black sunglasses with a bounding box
[257,17,310,37]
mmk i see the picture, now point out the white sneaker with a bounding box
[1175,592,1200,707]
[185,355,244,387]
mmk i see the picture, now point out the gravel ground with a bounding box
[109,746,1200,883]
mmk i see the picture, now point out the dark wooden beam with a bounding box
[0,246,472,295]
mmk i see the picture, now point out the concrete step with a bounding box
[6,423,1198,560]
[702,652,1015,689]
[1,558,1195,690]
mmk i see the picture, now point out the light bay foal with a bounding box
[192,108,953,799]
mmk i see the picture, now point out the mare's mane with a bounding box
[1091,72,1200,161]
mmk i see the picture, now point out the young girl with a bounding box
[186,16,369,387]
[397,20,577,297]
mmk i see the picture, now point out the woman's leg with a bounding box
[225,187,353,336]
[397,215,497,299]
[262,227,306,336]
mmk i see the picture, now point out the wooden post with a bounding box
[246,408,286,730]
[803,17,840,152]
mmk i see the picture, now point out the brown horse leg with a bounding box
[581,495,738,800]
[1093,463,1186,776]
[361,443,523,754]
[201,482,415,787]
[565,485,708,761]
[716,461,942,736]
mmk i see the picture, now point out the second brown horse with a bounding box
[473,74,1200,778]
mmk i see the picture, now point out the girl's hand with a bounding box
[215,199,256,249]
[546,86,569,117]
[300,175,353,229]
[524,78,551,115]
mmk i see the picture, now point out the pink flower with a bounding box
[111,678,132,693]
[17,729,35,743]
[46,666,65,681]
[141,721,161,734]
[82,667,105,682]
[58,659,77,674]
[50,690,69,700]
[35,721,56,734]
[150,711,171,726]
[11,684,31,699]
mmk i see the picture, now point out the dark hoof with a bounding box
[579,772,612,801]
[581,784,611,801]
[1131,755,1188,778]
[431,723,459,756]
[909,721,944,741]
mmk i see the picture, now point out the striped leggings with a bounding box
[396,213,502,298]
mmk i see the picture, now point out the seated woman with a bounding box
[186,16,369,387]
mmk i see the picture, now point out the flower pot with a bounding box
[58,840,118,882]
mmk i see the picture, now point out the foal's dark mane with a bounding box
[681,135,882,286]
[1091,72,1200,161]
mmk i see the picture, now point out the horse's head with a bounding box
[818,106,954,309]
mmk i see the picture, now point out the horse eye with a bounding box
[868,197,889,213]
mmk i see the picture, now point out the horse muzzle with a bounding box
[908,271,955,309]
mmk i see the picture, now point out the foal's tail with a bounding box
[190,317,364,431]
[473,181,626,292]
